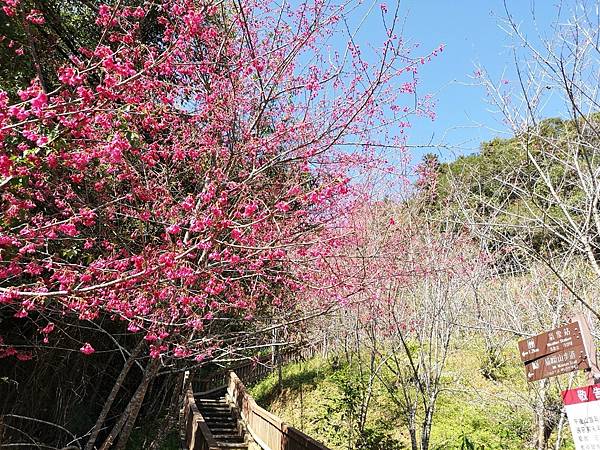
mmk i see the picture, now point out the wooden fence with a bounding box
[195,342,322,393]
[226,372,329,450]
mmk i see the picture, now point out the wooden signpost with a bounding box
[518,316,599,383]
[518,321,584,362]
[520,316,600,450]
[523,346,589,382]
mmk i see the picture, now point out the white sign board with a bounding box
[562,384,600,449]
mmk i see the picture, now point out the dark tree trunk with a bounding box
[99,358,159,450]
[85,339,145,450]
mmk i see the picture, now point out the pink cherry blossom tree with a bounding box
[0,0,441,446]
[301,194,485,450]
[0,0,440,358]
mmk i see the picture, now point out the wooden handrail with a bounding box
[181,371,220,450]
[226,371,329,450]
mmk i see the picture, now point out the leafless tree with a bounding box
[454,0,600,320]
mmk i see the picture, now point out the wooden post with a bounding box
[573,314,600,384]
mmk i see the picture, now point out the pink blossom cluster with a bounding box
[0,0,441,360]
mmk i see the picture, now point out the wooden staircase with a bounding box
[196,394,248,449]
[182,368,330,450]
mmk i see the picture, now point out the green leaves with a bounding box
[457,432,485,450]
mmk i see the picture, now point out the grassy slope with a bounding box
[249,341,578,449]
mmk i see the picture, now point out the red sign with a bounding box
[562,384,600,449]
[563,384,600,405]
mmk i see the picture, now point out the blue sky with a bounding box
[391,0,564,163]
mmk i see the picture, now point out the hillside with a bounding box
[250,339,582,450]
[423,116,600,272]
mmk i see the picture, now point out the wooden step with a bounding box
[202,415,236,422]
[198,403,228,408]
[199,409,232,414]
[215,443,248,449]
[199,408,232,415]
[196,395,249,449]
[213,434,245,441]
[210,429,241,434]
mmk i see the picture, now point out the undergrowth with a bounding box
[249,339,577,450]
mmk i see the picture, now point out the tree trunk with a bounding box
[408,425,418,450]
[113,358,160,450]
[148,372,185,450]
[408,405,418,450]
[553,408,567,450]
[99,358,160,450]
[85,339,145,450]
[421,404,435,450]
[536,380,549,450]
